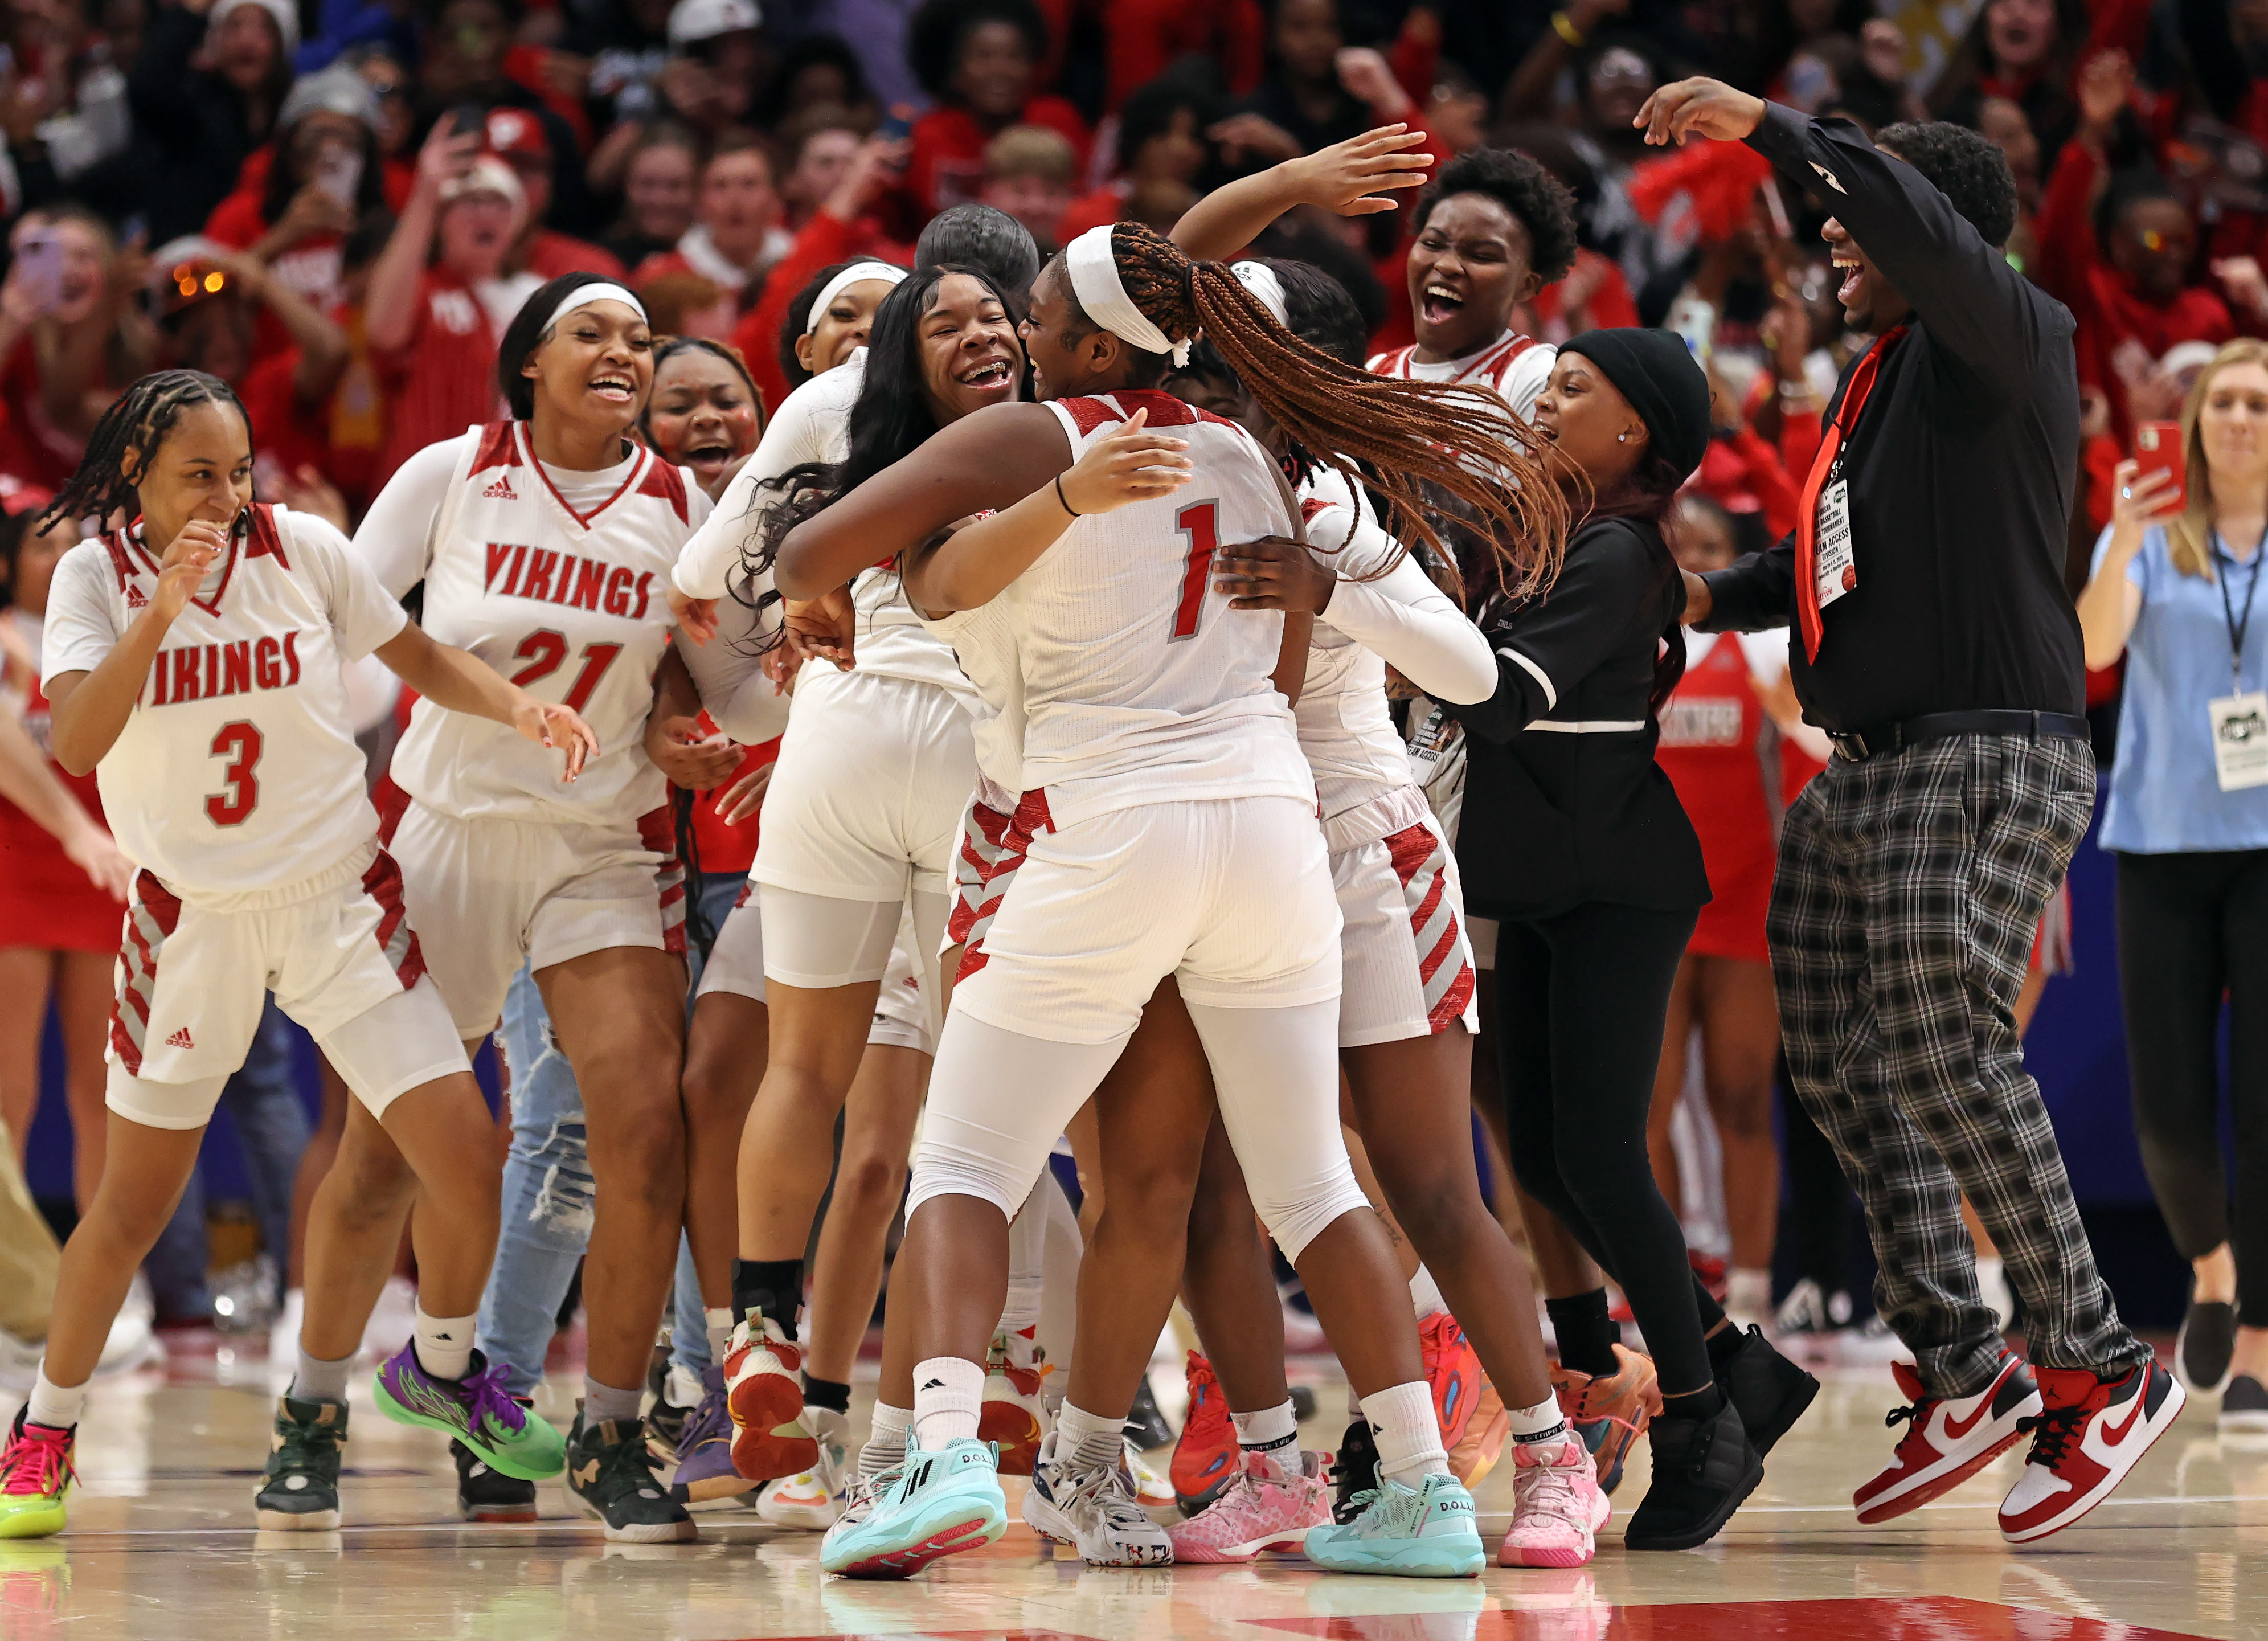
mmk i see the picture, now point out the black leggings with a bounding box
[1496,898,1722,1397]
[2115,848,2268,1322]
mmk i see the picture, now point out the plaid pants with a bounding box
[1768,733,2148,1397]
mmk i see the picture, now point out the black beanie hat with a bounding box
[1557,328,1713,485]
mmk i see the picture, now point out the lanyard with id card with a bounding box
[2209,538,2268,791]
[1813,475,1856,614]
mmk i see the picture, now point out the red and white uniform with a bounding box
[1657,629,1787,965]
[40,504,468,1124]
[675,353,975,1007]
[951,390,1337,1041]
[1366,330,1555,421]
[357,422,731,1037]
[0,608,121,952]
[1294,468,1492,1045]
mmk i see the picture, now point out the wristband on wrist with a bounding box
[1054,473,1082,517]
[1551,10,1586,46]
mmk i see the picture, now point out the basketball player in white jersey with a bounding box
[0,370,597,1540]
[344,276,786,1542]
[767,221,1557,1578]
[1156,261,1604,1569]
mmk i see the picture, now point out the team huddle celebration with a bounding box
[0,0,2254,1619]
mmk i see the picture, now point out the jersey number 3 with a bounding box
[205,721,263,826]
[511,631,624,711]
[1171,501,1220,643]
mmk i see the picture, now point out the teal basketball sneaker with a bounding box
[1303,1470,1485,1577]
[820,1437,1007,1578]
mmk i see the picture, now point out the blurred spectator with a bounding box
[749,32,881,133]
[636,265,735,337]
[412,0,590,231]
[1102,0,1262,113]
[1059,76,1214,242]
[0,207,154,489]
[652,0,764,142]
[203,63,391,341]
[776,104,870,230]
[129,0,296,244]
[601,120,699,268]
[574,0,673,130]
[349,44,415,163]
[1689,358,1799,542]
[1505,24,1663,291]
[1976,93,2043,268]
[903,0,1088,219]
[1215,3,1413,166]
[1930,0,2085,166]
[979,123,1074,252]
[484,104,625,277]
[0,0,134,212]
[2037,51,2232,446]
[367,122,541,482]
[632,128,789,293]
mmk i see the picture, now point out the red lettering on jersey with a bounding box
[486,542,515,592]
[571,557,606,612]
[175,647,201,702]
[603,565,634,616]
[149,653,167,706]
[222,641,252,697]
[637,460,690,525]
[206,645,220,700]
[502,545,528,598]
[283,630,302,685]
[255,636,282,690]
[521,549,558,602]
[631,571,654,620]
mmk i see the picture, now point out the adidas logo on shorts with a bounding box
[483,475,518,500]
[165,1026,195,1049]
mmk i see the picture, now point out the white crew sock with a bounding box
[584,1375,643,1427]
[413,1306,476,1382]
[912,1356,984,1450]
[1505,1394,1569,1453]
[293,1345,355,1405]
[1725,1267,1773,1322]
[26,1368,85,1431]
[861,1402,914,1479]
[704,1306,732,1369]
[1054,1401,1125,1472]
[1364,1379,1451,1487]
[1231,1399,1299,1478]
[1409,1266,1447,1321]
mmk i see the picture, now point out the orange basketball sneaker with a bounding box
[1551,1343,1660,1496]
[1420,1311,1486,1453]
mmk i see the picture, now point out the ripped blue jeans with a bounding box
[475,871,741,1396]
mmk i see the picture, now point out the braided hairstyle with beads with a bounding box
[40,370,251,533]
[1059,222,1569,598]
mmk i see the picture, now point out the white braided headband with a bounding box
[1065,225,1192,369]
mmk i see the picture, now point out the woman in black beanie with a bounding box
[1443,328,1814,1550]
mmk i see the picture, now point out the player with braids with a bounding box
[0,368,597,1541]
[1077,222,1567,600]
[767,222,1565,1581]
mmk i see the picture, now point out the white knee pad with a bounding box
[906,1014,1125,1222]
[760,884,899,988]
[315,977,474,1119]
[1186,997,1372,1263]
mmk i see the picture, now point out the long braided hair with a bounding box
[40,370,251,533]
[1067,222,1569,599]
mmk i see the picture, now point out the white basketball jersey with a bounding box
[922,590,1024,809]
[1368,332,1554,423]
[39,504,407,901]
[386,423,703,829]
[1293,468,1417,821]
[1011,391,1313,826]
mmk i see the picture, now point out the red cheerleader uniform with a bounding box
[0,611,124,952]
[1656,631,1778,964]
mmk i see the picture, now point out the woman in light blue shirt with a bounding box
[2077,337,2268,1430]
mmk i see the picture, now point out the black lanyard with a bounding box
[2216,534,2265,692]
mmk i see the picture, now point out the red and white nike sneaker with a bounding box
[724,1315,818,1482]
[1853,1354,2039,1524]
[1997,1358,2185,1544]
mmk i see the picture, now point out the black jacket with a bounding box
[1695,103,2087,732]
[1446,516,1710,922]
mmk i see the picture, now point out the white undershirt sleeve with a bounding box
[353,436,468,600]
[1321,552,1495,706]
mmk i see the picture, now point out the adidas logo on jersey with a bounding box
[484,475,518,500]
[165,1026,195,1049]
[126,584,148,608]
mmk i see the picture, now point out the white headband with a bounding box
[1231,260,1288,328]
[547,282,647,334]
[1065,225,1191,369]
[803,261,907,335]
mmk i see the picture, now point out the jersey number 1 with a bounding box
[1171,501,1219,642]
[205,721,262,826]
[511,631,624,712]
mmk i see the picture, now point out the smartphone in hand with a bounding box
[2134,420,2185,511]
[14,228,64,316]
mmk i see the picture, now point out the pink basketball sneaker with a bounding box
[1166,1451,1332,1564]
[1497,1437,1603,1568]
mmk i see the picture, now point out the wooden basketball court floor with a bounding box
[5,1337,2258,1640]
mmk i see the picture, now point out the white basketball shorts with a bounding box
[106,847,469,1128]
[1329,793,1479,1047]
[394,800,686,1037]
[952,795,1342,1045]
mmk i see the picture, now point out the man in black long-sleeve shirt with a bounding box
[1638,79,2177,1544]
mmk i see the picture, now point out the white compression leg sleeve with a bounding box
[1001,1173,1050,1335]
[1035,1164,1082,1385]
[1185,997,1372,1263]
[905,1014,1128,1221]
[910,888,949,1043]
